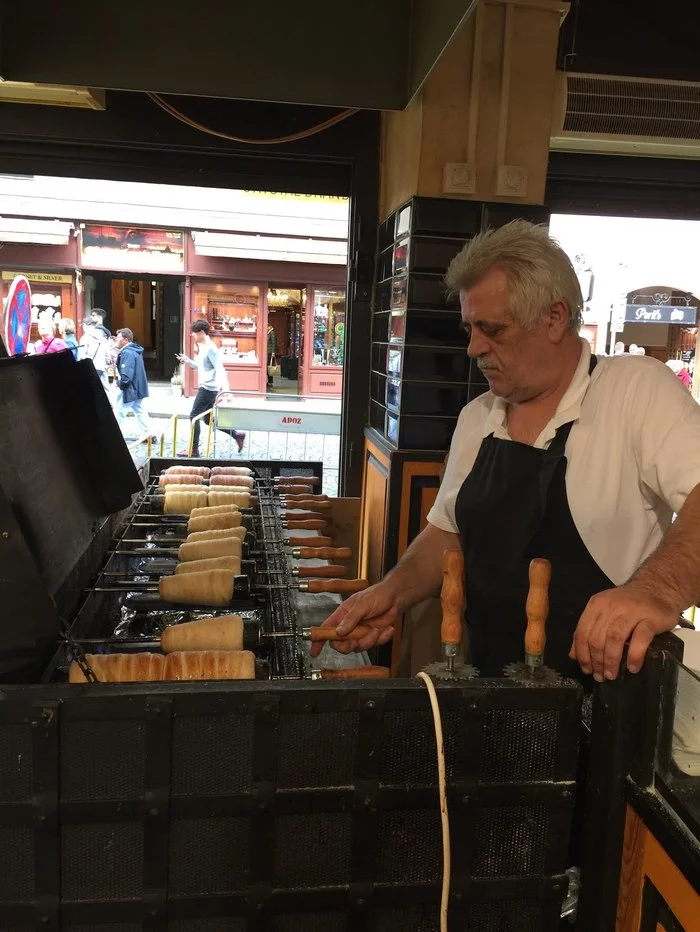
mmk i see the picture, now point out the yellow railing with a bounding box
[126,433,154,456]
[187,408,215,458]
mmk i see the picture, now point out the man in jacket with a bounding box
[115,327,153,442]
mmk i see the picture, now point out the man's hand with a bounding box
[175,353,189,364]
[570,584,681,682]
[309,581,400,658]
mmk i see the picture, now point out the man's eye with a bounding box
[461,325,472,340]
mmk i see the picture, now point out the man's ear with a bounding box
[546,300,570,341]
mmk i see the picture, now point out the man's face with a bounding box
[192,329,206,345]
[90,312,101,326]
[115,333,127,349]
[460,268,565,403]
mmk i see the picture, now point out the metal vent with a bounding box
[551,72,700,158]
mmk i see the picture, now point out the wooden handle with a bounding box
[283,493,330,503]
[525,558,551,658]
[283,500,332,511]
[277,484,313,495]
[280,510,325,522]
[309,623,373,641]
[440,550,464,648]
[319,666,391,680]
[286,519,327,530]
[297,564,347,579]
[305,578,369,594]
[286,535,333,548]
[296,546,351,560]
[277,476,321,486]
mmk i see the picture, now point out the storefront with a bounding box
[1,269,77,344]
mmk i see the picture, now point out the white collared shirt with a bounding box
[427,339,700,586]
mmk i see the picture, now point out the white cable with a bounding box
[416,671,450,932]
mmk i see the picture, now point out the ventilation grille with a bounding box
[562,73,700,139]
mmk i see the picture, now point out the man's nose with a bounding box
[467,328,487,358]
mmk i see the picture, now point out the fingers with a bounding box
[570,598,601,675]
[626,622,656,674]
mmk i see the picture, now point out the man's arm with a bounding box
[118,352,135,388]
[309,523,460,657]
[571,482,700,681]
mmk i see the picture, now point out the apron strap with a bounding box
[536,354,598,522]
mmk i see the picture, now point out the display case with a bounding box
[189,280,264,392]
[303,285,345,396]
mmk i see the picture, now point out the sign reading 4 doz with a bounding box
[625,304,698,325]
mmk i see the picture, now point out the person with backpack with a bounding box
[114,327,153,442]
[78,318,109,388]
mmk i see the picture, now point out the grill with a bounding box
[0,352,583,931]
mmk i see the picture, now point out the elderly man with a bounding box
[315,221,700,684]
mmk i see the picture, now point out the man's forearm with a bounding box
[382,523,461,612]
[631,483,700,612]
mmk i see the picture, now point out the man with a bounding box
[177,320,245,456]
[78,318,109,388]
[314,221,700,685]
[114,327,152,442]
[90,307,112,340]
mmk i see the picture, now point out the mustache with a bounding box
[477,358,501,371]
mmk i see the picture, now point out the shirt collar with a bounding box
[481,338,593,445]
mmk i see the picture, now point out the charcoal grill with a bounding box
[0,351,584,932]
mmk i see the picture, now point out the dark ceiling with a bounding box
[1,0,476,111]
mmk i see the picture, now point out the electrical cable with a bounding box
[147,93,360,146]
[416,671,450,932]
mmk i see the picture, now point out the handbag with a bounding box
[267,354,281,377]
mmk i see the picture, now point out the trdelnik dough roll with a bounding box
[209,474,254,489]
[210,465,254,477]
[163,649,256,680]
[186,527,244,544]
[161,615,244,652]
[178,535,243,563]
[189,504,240,521]
[187,511,242,534]
[159,474,206,488]
[208,490,251,509]
[164,465,210,478]
[159,568,234,606]
[68,652,164,683]
[174,555,242,576]
[164,490,209,515]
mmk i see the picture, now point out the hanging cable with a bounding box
[147,92,359,146]
[416,671,450,932]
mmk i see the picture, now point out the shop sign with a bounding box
[80,225,185,273]
[2,270,73,284]
[625,304,697,325]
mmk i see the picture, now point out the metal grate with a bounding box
[255,478,304,678]
[61,719,146,800]
[171,713,254,796]
[472,806,549,877]
[277,710,358,787]
[64,925,142,932]
[61,823,144,900]
[462,899,547,931]
[274,813,352,887]
[481,709,558,783]
[168,922,247,932]
[376,809,442,883]
[269,914,347,932]
[0,724,33,801]
[369,906,440,931]
[169,817,249,895]
[380,710,438,784]
[0,826,34,900]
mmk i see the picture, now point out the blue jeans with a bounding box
[115,394,151,439]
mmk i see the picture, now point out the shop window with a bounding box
[192,283,261,365]
[311,287,345,368]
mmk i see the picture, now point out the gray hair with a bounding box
[445,220,583,332]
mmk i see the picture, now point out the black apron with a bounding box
[454,356,612,684]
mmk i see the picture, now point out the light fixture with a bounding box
[0,82,105,109]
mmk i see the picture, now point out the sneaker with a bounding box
[235,433,246,453]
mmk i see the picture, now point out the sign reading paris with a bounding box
[624,304,698,325]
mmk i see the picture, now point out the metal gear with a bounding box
[422,661,479,681]
[503,662,561,685]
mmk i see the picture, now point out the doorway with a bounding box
[266,286,304,395]
[89,272,183,379]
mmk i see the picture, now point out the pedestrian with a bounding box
[59,318,79,360]
[666,358,692,389]
[613,341,625,355]
[34,318,69,355]
[90,307,112,340]
[316,220,700,690]
[114,327,153,442]
[266,322,278,388]
[177,319,245,456]
[78,318,109,388]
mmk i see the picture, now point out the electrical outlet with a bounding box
[443,162,476,195]
[496,165,528,198]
